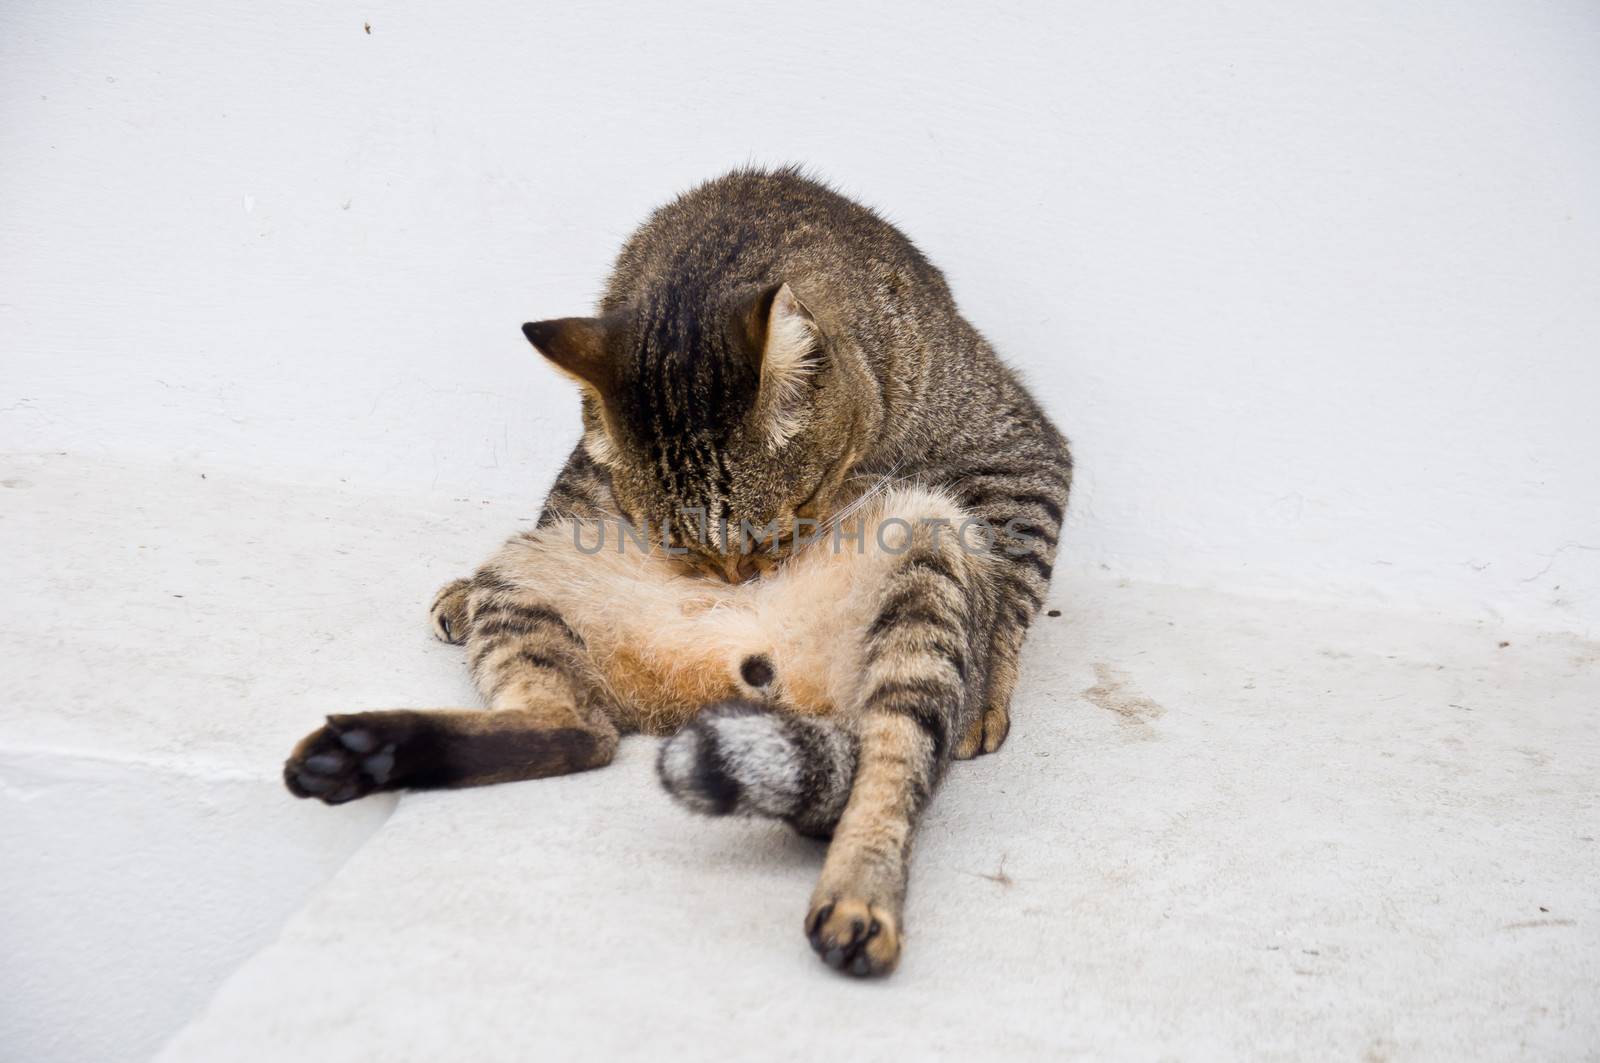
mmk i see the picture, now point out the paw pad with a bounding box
[284,718,405,804]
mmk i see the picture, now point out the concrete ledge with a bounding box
[1,452,512,1060]
[162,576,1599,1060]
[5,454,1595,1060]
[0,749,390,1063]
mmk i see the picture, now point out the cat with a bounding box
[284,167,1072,977]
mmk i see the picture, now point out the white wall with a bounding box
[4,0,1598,632]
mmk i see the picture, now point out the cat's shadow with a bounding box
[696,820,829,873]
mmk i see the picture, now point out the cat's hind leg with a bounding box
[804,487,993,977]
[286,571,618,803]
[283,706,617,803]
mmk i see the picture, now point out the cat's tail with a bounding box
[656,701,857,837]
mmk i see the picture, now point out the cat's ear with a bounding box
[522,316,616,395]
[748,283,824,449]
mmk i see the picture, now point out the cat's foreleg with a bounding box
[950,461,1067,758]
[284,570,617,803]
[429,577,472,644]
[955,620,1021,759]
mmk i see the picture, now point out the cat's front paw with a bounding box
[954,704,1010,759]
[284,713,412,804]
[430,578,472,644]
[806,896,901,977]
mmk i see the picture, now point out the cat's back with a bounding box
[600,167,951,314]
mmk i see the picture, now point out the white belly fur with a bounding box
[485,486,964,733]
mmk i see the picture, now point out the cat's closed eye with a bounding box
[794,481,827,520]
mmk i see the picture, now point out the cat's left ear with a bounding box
[522,316,618,395]
[747,283,824,449]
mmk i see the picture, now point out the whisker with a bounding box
[823,457,910,533]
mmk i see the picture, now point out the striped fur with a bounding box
[284,167,1071,978]
[657,701,856,838]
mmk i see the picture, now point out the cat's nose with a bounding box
[696,553,766,584]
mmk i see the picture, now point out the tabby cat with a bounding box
[284,168,1071,977]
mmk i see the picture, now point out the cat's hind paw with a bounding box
[806,896,901,977]
[284,715,406,804]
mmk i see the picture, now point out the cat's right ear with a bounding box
[748,283,825,449]
[522,317,616,395]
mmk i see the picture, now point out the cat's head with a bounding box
[523,283,862,581]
